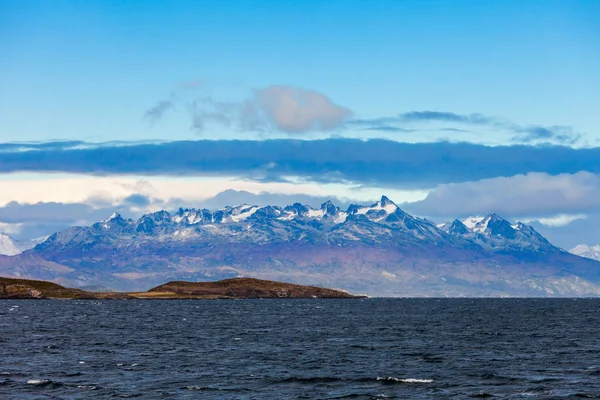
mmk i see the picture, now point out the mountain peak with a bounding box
[450,219,471,235]
[380,195,395,206]
[320,200,335,209]
[99,212,129,230]
[318,200,343,221]
[104,212,121,222]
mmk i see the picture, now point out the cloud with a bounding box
[0,201,125,240]
[347,118,415,132]
[146,84,352,134]
[347,110,500,132]
[529,213,600,249]
[251,86,352,133]
[349,110,581,145]
[197,189,353,209]
[144,100,174,123]
[123,194,152,207]
[0,141,86,152]
[404,172,600,218]
[145,81,580,144]
[0,201,103,224]
[0,197,163,240]
[399,111,496,125]
[512,125,580,145]
[1,139,600,188]
[186,97,240,131]
[531,214,588,227]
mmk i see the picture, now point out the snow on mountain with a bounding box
[462,216,487,232]
[0,234,22,256]
[9,195,600,296]
[36,196,558,254]
[0,233,45,256]
[438,219,471,236]
[570,244,600,261]
[441,214,557,253]
[125,196,411,233]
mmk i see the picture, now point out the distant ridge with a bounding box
[0,233,43,256]
[570,244,600,261]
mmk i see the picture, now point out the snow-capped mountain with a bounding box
[570,244,600,261]
[2,196,600,297]
[438,214,556,253]
[37,196,450,250]
[0,233,44,256]
[0,234,22,256]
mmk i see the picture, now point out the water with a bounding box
[1,299,600,399]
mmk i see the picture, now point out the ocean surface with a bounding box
[1,299,599,399]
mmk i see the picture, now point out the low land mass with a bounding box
[0,277,363,300]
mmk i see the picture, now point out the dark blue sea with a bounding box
[1,299,600,399]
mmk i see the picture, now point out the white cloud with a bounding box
[526,214,588,227]
[0,222,22,235]
[405,171,600,218]
[0,174,326,207]
[146,84,352,134]
[251,86,352,133]
[0,173,427,209]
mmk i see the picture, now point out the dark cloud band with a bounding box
[1,139,599,188]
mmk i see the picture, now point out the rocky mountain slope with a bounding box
[1,196,600,296]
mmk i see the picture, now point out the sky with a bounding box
[1,0,599,247]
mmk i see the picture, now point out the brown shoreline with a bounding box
[0,276,366,300]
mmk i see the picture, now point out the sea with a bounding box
[1,298,599,399]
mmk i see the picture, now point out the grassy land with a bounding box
[0,276,363,300]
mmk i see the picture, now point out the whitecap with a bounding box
[27,379,50,385]
[186,385,210,391]
[377,376,433,383]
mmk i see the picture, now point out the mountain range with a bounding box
[1,196,600,296]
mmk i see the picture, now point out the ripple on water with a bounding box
[0,298,599,399]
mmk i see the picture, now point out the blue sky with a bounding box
[2,0,599,142]
[1,0,600,246]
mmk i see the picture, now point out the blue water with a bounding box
[1,299,600,399]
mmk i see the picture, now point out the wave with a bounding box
[275,376,433,385]
[26,379,64,388]
[376,376,433,383]
[27,379,50,385]
[184,385,250,392]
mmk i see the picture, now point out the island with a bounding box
[0,277,364,299]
